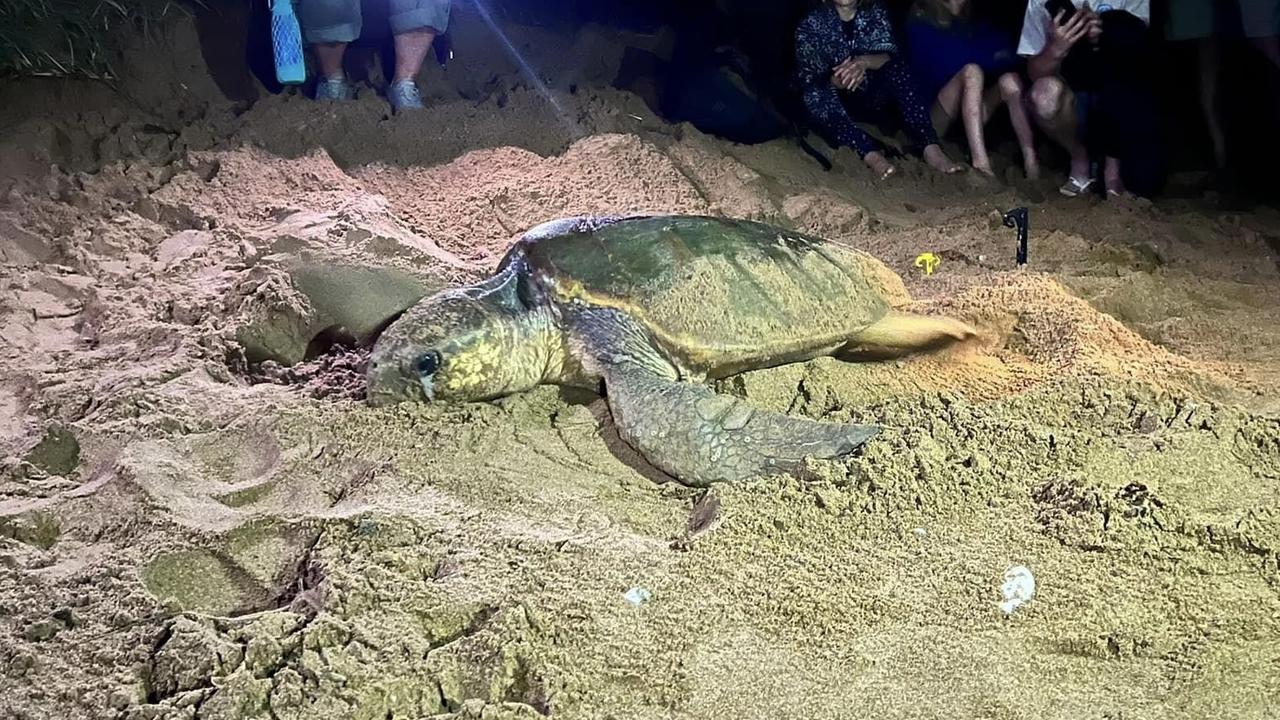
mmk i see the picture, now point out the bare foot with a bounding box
[923,144,964,174]
[864,151,897,180]
[972,161,996,177]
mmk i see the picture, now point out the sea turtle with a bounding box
[367,214,975,486]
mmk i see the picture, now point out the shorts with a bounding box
[1166,0,1215,40]
[298,0,451,44]
[1167,0,1280,40]
[1239,0,1280,38]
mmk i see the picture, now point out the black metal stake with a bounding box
[1003,207,1029,266]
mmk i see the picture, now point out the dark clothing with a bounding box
[1066,10,1165,195]
[806,56,941,156]
[662,57,790,144]
[795,3,939,157]
[659,4,792,145]
[904,15,1020,103]
[794,2,896,80]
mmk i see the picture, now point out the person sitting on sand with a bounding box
[904,0,1040,178]
[795,0,965,180]
[297,0,450,112]
[1018,0,1161,198]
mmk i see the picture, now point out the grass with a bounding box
[0,0,204,80]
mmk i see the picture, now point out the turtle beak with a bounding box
[365,357,426,407]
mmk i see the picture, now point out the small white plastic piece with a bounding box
[623,587,652,606]
[1000,565,1035,615]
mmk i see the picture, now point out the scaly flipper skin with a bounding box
[567,306,880,487]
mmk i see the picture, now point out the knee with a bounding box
[997,72,1024,99]
[1029,77,1067,121]
[961,63,984,87]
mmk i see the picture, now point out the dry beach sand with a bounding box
[2,5,1280,719]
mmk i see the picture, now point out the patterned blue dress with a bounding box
[795,2,940,157]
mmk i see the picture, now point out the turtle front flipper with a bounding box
[567,307,880,487]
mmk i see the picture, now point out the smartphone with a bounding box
[1044,0,1077,21]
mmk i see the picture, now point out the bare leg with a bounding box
[996,73,1041,179]
[1197,37,1227,169]
[931,66,992,174]
[1029,76,1090,181]
[314,42,347,79]
[878,56,963,175]
[1103,156,1126,195]
[955,64,993,175]
[393,29,436,82]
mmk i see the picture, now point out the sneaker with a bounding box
[1058,175,1096,198]
[315,77,354,101]
[388,79,423,112]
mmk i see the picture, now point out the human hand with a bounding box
[1046,9,1091,58]
[833,57,867,91]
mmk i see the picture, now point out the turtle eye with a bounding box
[416,351,443,377]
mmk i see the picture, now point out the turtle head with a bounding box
[366,283,548,407]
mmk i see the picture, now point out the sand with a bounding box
[2,5,1279,720]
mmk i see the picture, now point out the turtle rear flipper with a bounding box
[567,307,879,487]
[850,311,977,351]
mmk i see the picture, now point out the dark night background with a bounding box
[196,0,1280,202]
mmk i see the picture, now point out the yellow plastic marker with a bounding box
[914,252,940,276]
